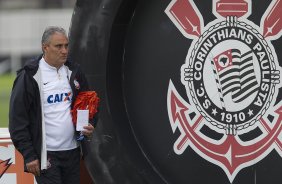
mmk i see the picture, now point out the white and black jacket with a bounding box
[9,55,91,171]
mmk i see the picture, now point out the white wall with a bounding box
[0,9,73,73]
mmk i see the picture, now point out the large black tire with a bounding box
[69,0,282,183]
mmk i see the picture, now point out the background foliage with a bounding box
[0,74,15,127]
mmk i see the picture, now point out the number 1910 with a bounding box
[220,112,245,123]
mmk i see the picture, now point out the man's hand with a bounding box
[82,123,94,139]
[26,159,40,176]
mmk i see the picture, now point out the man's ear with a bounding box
[42,44,48,53]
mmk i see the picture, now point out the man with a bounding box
[9,26,94,184]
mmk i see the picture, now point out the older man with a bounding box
[9,26,94,184]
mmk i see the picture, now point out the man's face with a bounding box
[42,32,69,68]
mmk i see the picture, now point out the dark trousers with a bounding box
[35,147,80,184]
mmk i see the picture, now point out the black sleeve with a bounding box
[9,71,38,164]
[77,66,90,92]
[89,108,99,128]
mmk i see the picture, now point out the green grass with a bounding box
[0,74,15,127]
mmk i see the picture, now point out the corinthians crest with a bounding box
[165,0,282,182]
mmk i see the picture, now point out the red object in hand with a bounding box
[71,91,100,126]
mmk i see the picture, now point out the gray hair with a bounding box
[41,26,67,45]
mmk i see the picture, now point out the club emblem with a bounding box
[74,78,80,89]
[166,0,282,182]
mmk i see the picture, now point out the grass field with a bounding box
[0,74,15,127]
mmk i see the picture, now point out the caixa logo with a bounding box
[47,92,72,104]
